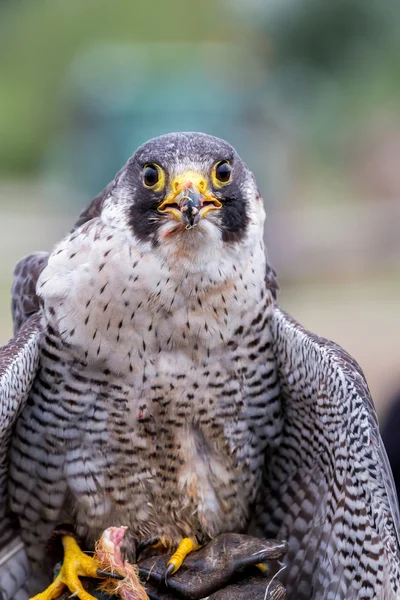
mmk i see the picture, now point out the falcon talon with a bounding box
[164,563,175,586]
[164,537,201,584]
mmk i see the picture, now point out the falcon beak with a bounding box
[158,171,222,229]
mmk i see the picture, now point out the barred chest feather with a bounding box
[29,219,282,550]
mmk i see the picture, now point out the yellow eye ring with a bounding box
[212,160,232,187]
[143,163,165,192]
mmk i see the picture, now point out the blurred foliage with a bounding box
[0,0,241,175]
[2,0,400,197]
[237,0,400,159]
[262,0,390,73]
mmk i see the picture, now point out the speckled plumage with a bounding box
[0,314,40,547]
[1,133,399,600]
[255,308,400,599]
[0,315,40,600]
[8,133,283,591]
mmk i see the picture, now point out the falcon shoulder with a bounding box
[11,181,113,336]
[265,261,279,300]
[11,253,48,335]
[257,305,400,599]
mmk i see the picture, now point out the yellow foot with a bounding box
[165,537,201,582]
[30,535,101,600]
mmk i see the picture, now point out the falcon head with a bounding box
[101,133,265,261]
[36,133,272,367]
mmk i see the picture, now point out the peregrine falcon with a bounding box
[0,133,399,600]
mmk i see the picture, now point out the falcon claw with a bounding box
[96,568,124,580]
[164,537,201,584]
[164,562,175,586]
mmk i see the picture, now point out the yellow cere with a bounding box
[170,170,208,194]
[157,169,222,219]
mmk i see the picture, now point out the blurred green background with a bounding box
[1,0,399,417]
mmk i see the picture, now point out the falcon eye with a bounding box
[143,164,160,188]
[214,161,232,185]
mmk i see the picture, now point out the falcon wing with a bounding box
[0,314,41,599]
[11,253,49,335]
[0,313,41,545]
[257,306,400,599]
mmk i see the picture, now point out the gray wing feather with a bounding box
[0,314,41,598]
[11,253,48,335]
[0,313,41,545]
[256,306,400,599]
[265,262,279,300]
[0,538,29,600]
